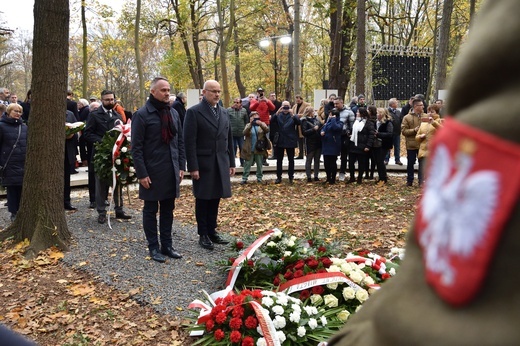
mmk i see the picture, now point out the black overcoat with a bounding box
[183,100,235,200]
[131,102,186,201]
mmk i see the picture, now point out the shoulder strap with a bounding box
[2,124,22,170]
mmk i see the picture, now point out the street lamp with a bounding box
[259,35,292,96]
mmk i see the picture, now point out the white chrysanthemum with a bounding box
[310,294,323,306]
[291,303,301,312]
[308,318,318,330]
[284,251,292,257]
[304,306,318,316]
[276,294,288,306]
[389,267,396,276]
[126,136,131,142]
[349,271,364,284]
[327,282,339,290]
[262,297,274,307]
[362,276,375,286]
[327,265,341,273]
[342,287,356,300]
[289,311,301,323]
[323,294,339,308]
[272,305,284,315]
[287,240,295,247]
[273,315,286,329]
[302,247,308,254]
[262,290,276,297]
[365,259,373,267]
[267,241,277,247]
[257,337,267,346]
[356,289,369,303]
[277,331,286,343]
[320,316,328,326]
[297,326,306,337]
[121,146,128,153]
[115,159,121,165]
[129,167,135,173]
[290,235,297,242]
[273,230,283,238]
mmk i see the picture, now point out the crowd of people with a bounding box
[0,83,444,261]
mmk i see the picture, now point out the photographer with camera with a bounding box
[250,88,275,166]
[272,101,301,184]
[240,112,270,185]
[320,107,343,185]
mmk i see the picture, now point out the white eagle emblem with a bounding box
[419,143,500,285]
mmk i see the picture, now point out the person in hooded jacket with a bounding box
[0,103,28,221]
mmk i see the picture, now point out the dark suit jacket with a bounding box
[67,99,79,120]
[183,99,235,200]
[84,107,124,145]
[131,101,186,201]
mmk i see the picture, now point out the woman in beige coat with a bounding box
[415,104,443,186]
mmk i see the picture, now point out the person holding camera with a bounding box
[272,101,301,184]
[301,106,323,182]
[333,97,355,181]
[250,88,275,166]
[240,112,270,185]
[320,107,343,185]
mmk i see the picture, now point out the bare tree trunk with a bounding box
[81,0,88,98]
[135,0,146,106]
[0,0,71,257]
[434,0,453,95]
[469,0,477,23]
[216,0,235,107]
[356,0,366,96]
[293,0,301,96]
[281,0,294,101]
[233,26,246,98]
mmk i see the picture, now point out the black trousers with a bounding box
[87,145,96,203]
[195,198,220,236]
[339,137,349,174]
[6,185,22,215]
[275,147,295,179]
[349,151,368,180]
[64,155,71,205]
[323,155,338,183]
[371,146,387,181]
[143,198,175,251]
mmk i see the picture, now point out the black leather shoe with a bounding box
[161,247,182,259]
[98,214,107,224]
[150,249,167,263]
[199,235,214,250]
[115,211,132,220]
[275,178,282,184]
[89,202,96,209]
[64,203,77,210]
[208,233,229,245]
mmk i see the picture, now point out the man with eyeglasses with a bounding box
[184,80,236,251]
[228,97,249,167]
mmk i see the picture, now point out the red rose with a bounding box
[299,289,311,300]
[124,166,130,171]
[318,246,327,253]
[307,259,319,269]
[316,268,327,273]
[293,270,304,278]
[294,260,305,270]
[308,239,314,246]
[284,270,294,280]
[320,257,333,268]
[245,315,258,329]
[214,329,225,341]
[229,317,243,330]
[382,273,391,280]
[215,312,227,324]
[236,241,244,249]
[273,276,281,286]
[242,336,255,346]
[247,260,254,267]
[123,158,130,164]
[241,289,252,296]
[206,319,215,331]
[311,285,325,295]
[229,257,236,264]
[232,306,245,318]
[230,330,242,343]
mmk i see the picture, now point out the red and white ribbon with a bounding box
[249,301,281,346]
[279,272,363,294]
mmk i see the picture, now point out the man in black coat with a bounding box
[172,92,187,127]
[184,80,235,250]
[84,90,132,224]
[64,110,78,210]
[132,77,186,263]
